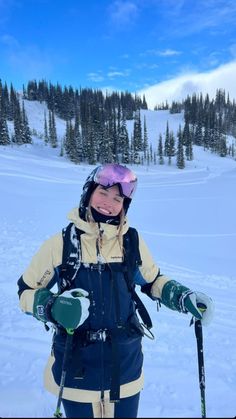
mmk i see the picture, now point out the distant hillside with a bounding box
[21,97,184,146]
[1,81,236,168]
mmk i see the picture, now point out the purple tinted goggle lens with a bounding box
[94,164,137,199]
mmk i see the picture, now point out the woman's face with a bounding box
[90,184,124,216]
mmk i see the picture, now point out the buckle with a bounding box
[87,329,108,342]
[90,263,106,271]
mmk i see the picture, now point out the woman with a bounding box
[17,163,214,418]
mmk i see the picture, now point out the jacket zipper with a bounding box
[97,224,105,404]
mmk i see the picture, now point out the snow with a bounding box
[0,102,236,418]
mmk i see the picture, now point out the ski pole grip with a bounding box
[71,290,84,297]
[197,302,207,313]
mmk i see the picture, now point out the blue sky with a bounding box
[1,0,236,107]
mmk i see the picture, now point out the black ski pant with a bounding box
[62,392,140,418]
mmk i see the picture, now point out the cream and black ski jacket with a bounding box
[18,208,170,402]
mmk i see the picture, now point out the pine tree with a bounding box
[185,133,194,161]
[149,144,153,163]
[0,80,10,145]
[64,119,80,162]
[217,132,227,157]
[86,114,96,165]
[12,97,23,144]
[74,114,83,163]
[0,114,10,145]
[203,120,211,150]
[133,110,142,153]
[119,115,130,164]
[182,121,190,146]
[49,110,58,148]
[167,131,175,165]
[164,121,170,156]
[21,101,32,144]
[143,115,148,159]
[99,123,113,164]
[142,95,148,109]
[44,111,49,144]
[158,134,164,165]
[9,84,17,121]
[176,125,185,169]
[194,122,203,146]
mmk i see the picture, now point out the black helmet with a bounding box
[79,163,137,219]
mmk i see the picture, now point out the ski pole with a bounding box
[193,303,207,418]
[54,328,74,418]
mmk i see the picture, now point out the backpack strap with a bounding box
[123,227,153,331]
[59,223,153,330]
[59,222,83,293]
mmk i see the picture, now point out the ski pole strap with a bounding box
[132,289,153,330]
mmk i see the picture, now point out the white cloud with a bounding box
[0,34,19,47]
[87,72,105,82]
[138,60,236,109]
[107,70,130,78]
[158,49,182,57]
[108,0,138,26]
[140,48,181,57]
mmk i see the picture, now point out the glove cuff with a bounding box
[33,288,56,323]
[44,296,58,323]
[179,289,194,314]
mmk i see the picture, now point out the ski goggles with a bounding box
[93,164,137,199]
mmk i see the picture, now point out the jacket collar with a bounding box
[67,207,129,239]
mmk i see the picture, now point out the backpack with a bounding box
[59,222,153,333]
[52,222,155,402]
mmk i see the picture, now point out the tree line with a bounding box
[0,79,235,168]
[0,80,32,145]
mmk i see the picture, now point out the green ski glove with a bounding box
[161,280,214,325]
[33,287,90,329]
[51,288,90,329]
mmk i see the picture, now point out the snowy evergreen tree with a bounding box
[0,114,10,145]
[194,122,203,146]
[143,115,148,158]
[133,110,142,153]
[176,125,185,169]
[44,111,49,144]
[67,120,78,162]
[74,114,83,163]
[12,97,23,144]
[49,110,58,148]
[119,115,130,164]
[99,123,113,164]
[185,131,194,161]
[182,121,190,146]
[21,102,32,144]
[158,134,164,165]
[164,121,170,156]
[167,131,175,165]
